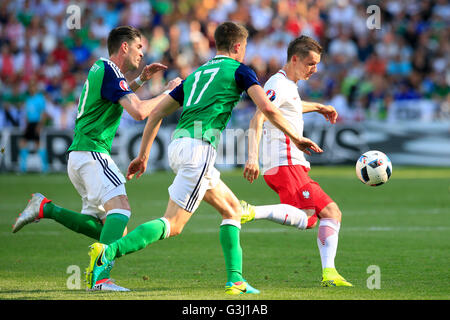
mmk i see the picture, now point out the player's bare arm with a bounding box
[126,95,180,180]
[119,77,182,121]
[128,63,168,92]
[247,84,323,156]
[302,101,338,124]
[243,109,266,183]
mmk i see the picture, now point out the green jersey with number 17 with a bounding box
[68,58,133,155]
[169,55,260,148]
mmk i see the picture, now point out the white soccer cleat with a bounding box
[88,278,130,292]
[12,193,49,233]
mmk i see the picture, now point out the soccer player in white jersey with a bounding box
[242,35,352,287]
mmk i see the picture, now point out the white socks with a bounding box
[252,204,340,269]
[317,218,340,269]
[253,204,308,230]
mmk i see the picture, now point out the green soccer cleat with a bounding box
[225,280,260,295]
[86,242,114,290]
[240,200,256,224]
[320,268,353,287]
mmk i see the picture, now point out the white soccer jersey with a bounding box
[261,70,310,174]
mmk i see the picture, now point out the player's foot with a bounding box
[240,200,255,224]
[86,243,114,290]
[225,280,260,295]
[12,193,51,233]
[320,268,353,287]
[89,278,130,292]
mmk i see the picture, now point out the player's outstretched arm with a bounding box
[243,109,266,183]
[120,77,182,121]
[126,95,180,180]
[302,101,338,124]
[247,84,323,156]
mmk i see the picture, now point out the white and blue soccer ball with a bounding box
[355,150,392,186]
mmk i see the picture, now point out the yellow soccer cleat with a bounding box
[85,242,114,290]
[321,268,353,287]
[239,200,256,224]
[225,280,260,295]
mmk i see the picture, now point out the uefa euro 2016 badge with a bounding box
[266,89,276,102]
[119,79,130,91]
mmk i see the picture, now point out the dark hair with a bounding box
[214,21,248,52]
[107,26,142,56]
[287,35,323,61]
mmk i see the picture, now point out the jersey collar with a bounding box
[277,69,287,77]
[277,69,297,85]
[213,54,233,60]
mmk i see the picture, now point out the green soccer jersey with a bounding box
[169,55,260,148]
[68,58,133,155]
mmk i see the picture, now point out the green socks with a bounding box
[219,223,243,283]
[106,218,169,261]
[102,218,244,284]
[99,212,129,245]
[43,202,103,240]
[43,203,131,245]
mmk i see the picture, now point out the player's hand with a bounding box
[163,77,182,92]
[293,137,323,156]
[126,157,147,180]
[243,160,260,183]
[140,63,168,82]
[317,104,338,124]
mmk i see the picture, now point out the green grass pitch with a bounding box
[0,166,449,300]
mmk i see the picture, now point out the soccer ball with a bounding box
[355,150,392,186]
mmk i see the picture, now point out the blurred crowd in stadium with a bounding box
[0,0,449,132]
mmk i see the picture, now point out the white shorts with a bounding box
[67,151,127,220]
[168,138,220,213]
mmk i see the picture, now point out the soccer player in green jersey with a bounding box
[12,26,181,291]
[85,22,323,294]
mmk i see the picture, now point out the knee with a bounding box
[318,202,342,222]
[220,200,242,221]
[168,223,184,237]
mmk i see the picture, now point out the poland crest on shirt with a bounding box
[261,69,310,174]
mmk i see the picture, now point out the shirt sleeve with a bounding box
[168,81,185,105]
[235,64,260,92]
[263,77,285,108]
[101,61,133,103]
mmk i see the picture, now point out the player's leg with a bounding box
[100,194,131,245]
[240,166,309,229]
[86,199,182,289]
[240,201,309,229]
[313,192,352,287]
[13,151,125,239]
[87,138,205,289]
[104,199,187,261]
[87,199,188,289]
[203,179,259,294]
[12,191,104,238]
